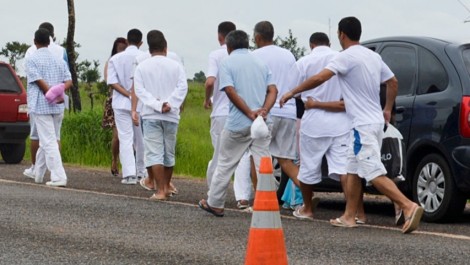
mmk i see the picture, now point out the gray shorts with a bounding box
[269,116,297,160]
[142,119,178,167]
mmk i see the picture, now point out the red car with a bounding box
[0,61,29,163]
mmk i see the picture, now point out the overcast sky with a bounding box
[2,0,470,78]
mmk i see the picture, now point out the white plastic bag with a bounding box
[250,116,269,139]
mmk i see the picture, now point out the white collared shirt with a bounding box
[133,55,188,123]
[107,45,145,110]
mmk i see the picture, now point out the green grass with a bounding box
[26,81,213,178]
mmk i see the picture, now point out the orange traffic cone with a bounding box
[245,156,288,265]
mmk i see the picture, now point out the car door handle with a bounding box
[396,106,405,114]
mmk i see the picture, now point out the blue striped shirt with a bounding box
[25,48,71,114]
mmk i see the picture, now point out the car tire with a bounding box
[412,153,466,222]
[0,142,26,164]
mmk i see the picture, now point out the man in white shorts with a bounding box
[291,32,356,220]
[204,21,253,209]
[252,21,300,188]
[133,30,188,200]
[280,17,423,234]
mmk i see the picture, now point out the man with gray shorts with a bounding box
[252,21,300,188]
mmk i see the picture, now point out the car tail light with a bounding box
[17,104,29,122]
[460,96,470,138]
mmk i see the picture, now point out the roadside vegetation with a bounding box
[25,81,212,178]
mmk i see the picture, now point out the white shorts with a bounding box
[346,124,387,182]
[298,132,349,185]
[269,116,297,160]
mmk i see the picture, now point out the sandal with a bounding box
[198,199,224,217]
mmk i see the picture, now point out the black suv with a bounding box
[0,62,29,163]
[314,37,470,222]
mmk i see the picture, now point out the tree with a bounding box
[0,41,29,71]
[77,59,101,86]
[66,0,81,112]
[193,70,206,83]
[274,29,306,60]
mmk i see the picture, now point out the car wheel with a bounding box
[0,142,26,164]
[412,153,466,222]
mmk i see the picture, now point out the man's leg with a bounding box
[207,128,252,209]
[206,116,226,188]
[35,114,66,184]
[233,151,253,207]
[133,119,146,179]
[114,108,136,183]
[162,120,178,194]
[277,158,300,187]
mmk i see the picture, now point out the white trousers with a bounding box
[207,116,252,201]
[34,114,66,182]
[114,108,145,178]
[208,127,271,208]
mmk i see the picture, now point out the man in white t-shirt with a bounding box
[134,30,188,200]
[107,29,146,185]
[251,21,300,190]
[204,22,253,209]
[23,22,69,182]
[280,17,423,234]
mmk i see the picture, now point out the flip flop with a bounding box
[293,208,314,221]
[139,178,154,191]
[402,205,424,234]
[330,217,358,228]
[355,217,367,225]
[198,199,224,217]
[395,210,405,226]
[149,194,168,201]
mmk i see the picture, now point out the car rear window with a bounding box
[463,49,470,76]
[0,64,22,93]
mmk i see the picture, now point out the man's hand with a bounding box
[203,99,212,110]
[131,110,140,126]
[304,97,317,110]
[162,102,171,113]
[279,91,294,108]
[254,108,268,120]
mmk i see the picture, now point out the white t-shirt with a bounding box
[326,45,394,127]
[295,46,351,137]
[133,55,188,124]
[24,37,67,63]
[251,45,297,120]
[206,44,230,118]
[107,45,145,110]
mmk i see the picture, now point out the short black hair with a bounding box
[254,21,274,42]
[34,28,51,46]
[39,22,54,38]
[309,32,330,46]
[225,30,249,50]
[127,29,143,45]
[147,30,167,53]
[338,17,362,41]
[218,21,236,38]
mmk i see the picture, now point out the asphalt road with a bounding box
[0,162,469,264]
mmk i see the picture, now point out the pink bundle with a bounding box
[45,83,65,104]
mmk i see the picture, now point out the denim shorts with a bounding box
[142,119,178,167]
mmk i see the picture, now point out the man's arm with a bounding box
[257,84,278,119]
[383,76,398,123]
[304,97,345,112]
[131,84,140,126]
[224,86,256,120]
[280,68,335,107]
[35,80,49,94]
[204,77,215,109]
